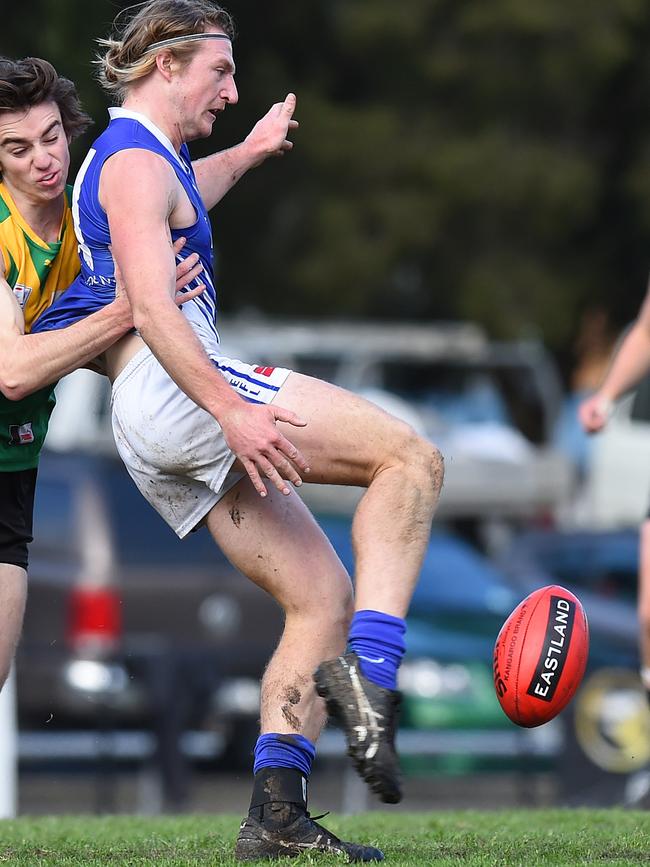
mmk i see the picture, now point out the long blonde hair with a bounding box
[96,0,235,102]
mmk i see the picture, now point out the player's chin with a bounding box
[35,180,67,203]
[200,112,219,135]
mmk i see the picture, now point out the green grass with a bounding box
[0,810,649,865]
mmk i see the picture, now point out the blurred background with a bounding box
[3,0,650,815]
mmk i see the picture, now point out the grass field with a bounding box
[0,810,648,866]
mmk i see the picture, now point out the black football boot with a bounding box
[234,767,384,862]
[314,651,402,804]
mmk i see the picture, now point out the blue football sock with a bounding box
[253,732,316,779]
[349,609,406,691]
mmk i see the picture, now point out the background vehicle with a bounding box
[577,385,650,529]
[21,451,561,798]
[216,318,574,523]
[20,448,285,799]
[27,319,585,805]
[46,318,575,524]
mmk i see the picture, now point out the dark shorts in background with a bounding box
[0,468,38,570]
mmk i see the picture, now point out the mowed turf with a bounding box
[0,810,648,866]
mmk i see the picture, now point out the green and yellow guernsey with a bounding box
[0,182,79,471]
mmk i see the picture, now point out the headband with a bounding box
[143,33,231,54]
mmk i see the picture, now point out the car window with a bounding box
[32,477,77,556]
[372,362,512,428]
[293,353,340,383]
[521,533,639,604]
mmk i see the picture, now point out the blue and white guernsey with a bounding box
[32,108,218,355]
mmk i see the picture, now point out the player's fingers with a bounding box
[175,251,200,277]
[268,450,303,487]
[259,457,292,496]
[281,93,297,117]
[175,256,203,289]
[174,282,205,305]
[242,458,267,498]
[172,236,187,256]
[176,250,199,273]
[275,434,310,474]
[272,405,307,427]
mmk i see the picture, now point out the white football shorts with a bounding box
[111,346,292,537]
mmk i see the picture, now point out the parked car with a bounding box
[19,448,285,775]
[46,318,575,523]
[216,318,574,523]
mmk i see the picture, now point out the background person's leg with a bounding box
[0,565,27,689]
[638,518,650,704]
[0,469,35,689]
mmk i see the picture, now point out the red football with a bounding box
[493,584,589,727]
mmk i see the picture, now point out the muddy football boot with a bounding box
[314,651,402,804]
[234,808,384,862]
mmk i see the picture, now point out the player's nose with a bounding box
[223,78,238,105]
[32,145,53,169]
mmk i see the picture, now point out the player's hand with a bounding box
[578,392,613,433]
[172,236,205,302]
[219,401,310,497]
[244,93,299,166]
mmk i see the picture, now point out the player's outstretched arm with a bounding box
[102,149,309,497]
[579,287,650,433]
[0,238,204,401]
[193,93,299,211]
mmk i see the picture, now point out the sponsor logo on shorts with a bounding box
[526,595,575,702]
[230,378,261,398]
[8,422,35,445]
[253,366,276,377]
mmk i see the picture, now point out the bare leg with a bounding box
[273,373,444,616]
[638,519,650,691]
[205,480,353,743]
[0,564,27,689]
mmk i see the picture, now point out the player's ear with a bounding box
[155,50,177,81]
